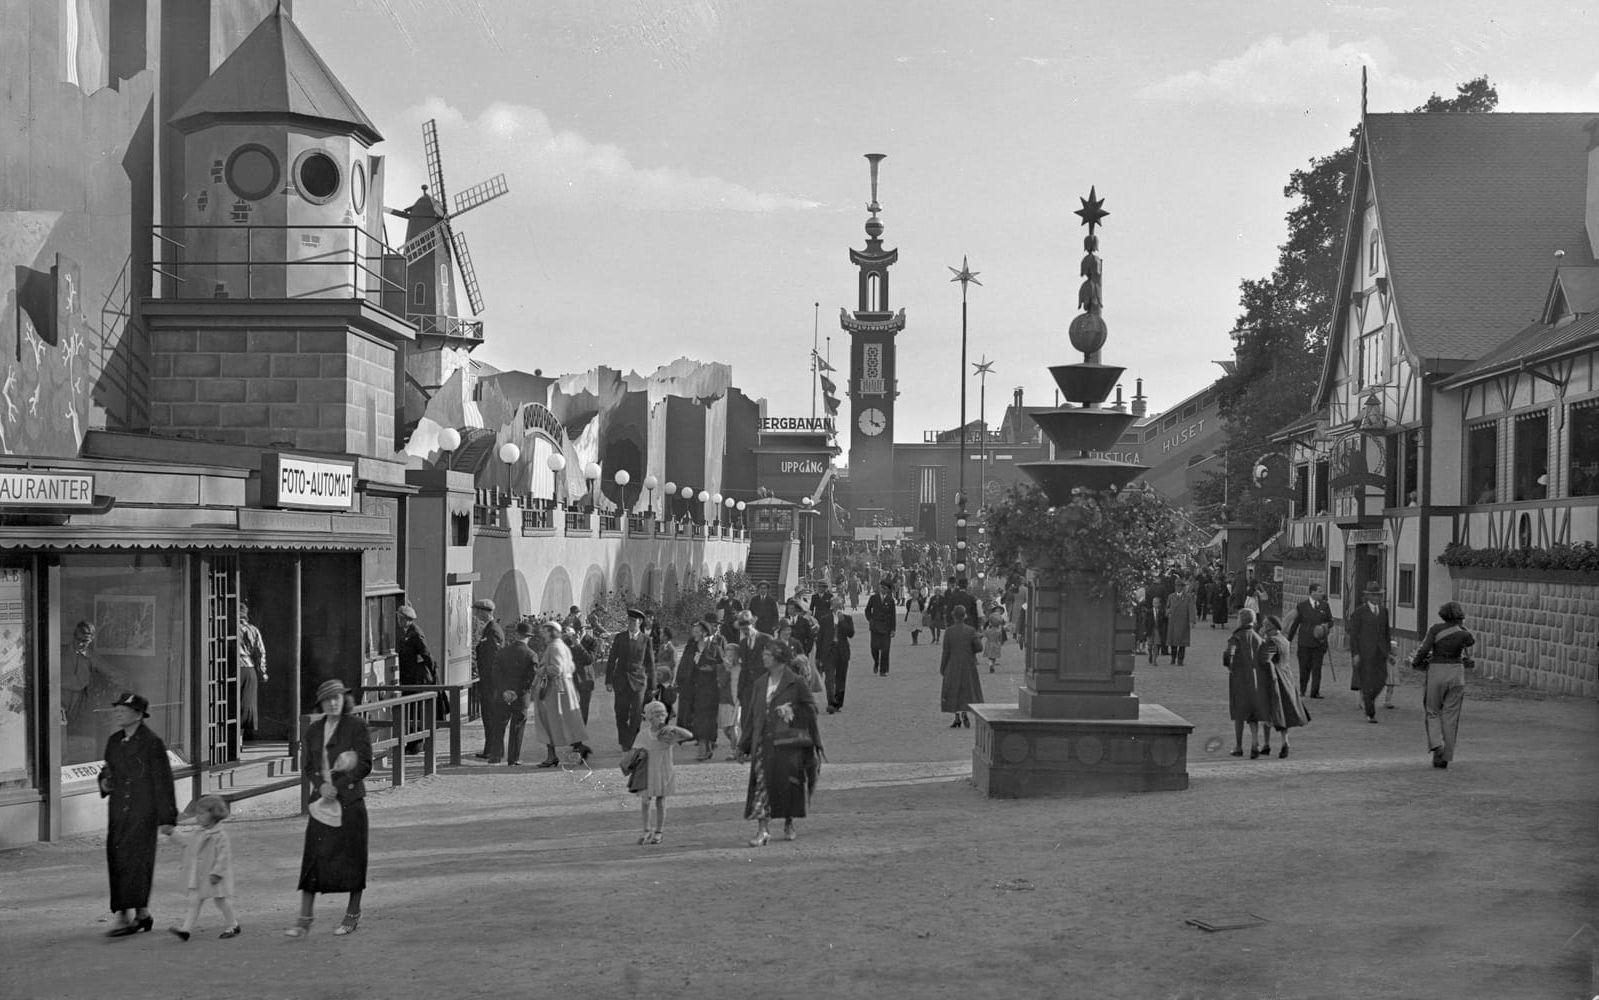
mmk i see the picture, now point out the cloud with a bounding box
[1325,4,1407,21]
[1493,70,1599,113]
[1139,33,1400,107]
[393,97,821,213]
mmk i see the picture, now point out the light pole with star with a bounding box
[973,356,996,511]
[949,256,981,576]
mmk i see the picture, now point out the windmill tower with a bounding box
[388,118,508,439]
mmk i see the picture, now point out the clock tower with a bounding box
[843,153,906,522]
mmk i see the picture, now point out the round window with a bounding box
[295,150,341,204]
[224,144,280,201]
[349,159,367,214]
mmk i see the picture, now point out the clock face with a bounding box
[858,407,887,436]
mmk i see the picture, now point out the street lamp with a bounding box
[644,474,659,517]
[614,469,631,512]
[546,453,567,507]
[736,499,746,529]
[948,255,982,576]
[664,481,677,518]
[583,461,601,508]
[437,427,461,466]
[497,442,521,503]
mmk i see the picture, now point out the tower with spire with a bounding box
[842,154,907,522]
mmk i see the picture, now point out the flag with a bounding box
[820,374,840,416]
[812,350,836,373]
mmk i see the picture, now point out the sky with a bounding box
[297,0,1599,459]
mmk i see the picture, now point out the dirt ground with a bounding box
[3,618,1596,999]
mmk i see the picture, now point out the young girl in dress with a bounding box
[719,641,743,761]
[632,700,694,845]
[982,608,1009,673]
[166,794,239,941]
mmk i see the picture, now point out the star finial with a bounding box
[1074,187,1108,233]
[972,358,996,377]
[948,255,982,288]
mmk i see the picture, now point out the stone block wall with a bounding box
[147,324,396,457]
[1451,574,1599,698]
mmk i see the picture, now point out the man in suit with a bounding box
[472,599,506,760]
[747,581,780,636]
[948,578,981,627]
[605,609,654,751]
[864,579,898,676]
[821,606,856,714]
[812,578,837,654]
[491,621,539,765]
[1285,583,1333,699]
[732,610,772,759]
[1345,582,1394,722]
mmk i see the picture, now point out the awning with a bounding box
[0,509,393,551]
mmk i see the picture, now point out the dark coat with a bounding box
[823,614,854,672]
[474,620,506,679]
[304,713,374,805]
[1286,598,1334,649]
[1222,625,1268,722]
[947,587,981,626]
[748,594,781,635]
[398,623,435,685]
[101,724,178,912]
[300,712,374,894]
[493,639,540,704]
[865,593,898,636]
[1346,601,1393,695]
[741,670,821,821]
[606,629,654,692]
[674,636,724,742]
[939,622,985,713]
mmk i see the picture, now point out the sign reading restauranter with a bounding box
[758,416,836,434]
[262,454,356,511]
[0,472,96,507]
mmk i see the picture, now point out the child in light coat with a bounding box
[632,700,694,845]
[166,794,239,940]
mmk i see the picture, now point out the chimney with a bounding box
[1587,119,1599,257]
[1131,378,1148,417]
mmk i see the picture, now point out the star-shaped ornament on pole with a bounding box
[948,256,982,289]
[1073,186,1109,234]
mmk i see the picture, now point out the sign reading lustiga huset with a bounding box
[262,454,356,511]
[759,416,836,434]
[0,472,96,507]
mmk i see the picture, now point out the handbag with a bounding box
[309,795,342,827]
[770,707,814,748]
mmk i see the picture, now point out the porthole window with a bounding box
[350,159,367,213]
[225,144,279,201]
[294,149,341,204]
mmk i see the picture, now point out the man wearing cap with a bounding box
[491,622,540,765]
[1346,582,1395,723]
[396,605,435,754]
[606,610,654,751]
[864,579,898,676]
[748,581,780,636]
[472,599,505,761]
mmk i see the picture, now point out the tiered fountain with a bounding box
[971,189,1194,797]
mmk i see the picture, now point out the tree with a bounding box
[1194,77,1499,535]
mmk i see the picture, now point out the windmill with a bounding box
[388,118,508,340]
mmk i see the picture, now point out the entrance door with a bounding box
[1346,543,1385,602]
[201,555,240,766]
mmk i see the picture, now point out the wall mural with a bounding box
[3,252,93,457]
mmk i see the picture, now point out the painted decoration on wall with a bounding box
[94,594,157,656]
[3,252,91,457]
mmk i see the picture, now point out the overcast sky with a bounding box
[301,1,1598,454]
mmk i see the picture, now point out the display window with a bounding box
[57,554,191,768]
[0,564,34,790]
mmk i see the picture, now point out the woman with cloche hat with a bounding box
[285,678,373,938]
[99,691,178,937]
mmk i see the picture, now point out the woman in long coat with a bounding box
[1209,578,1231,628]
[1165,582,1196,665]
[1257,615,1310,758]
[939,605,985,729]
[740,638,822,846]
[533,622,592,765]
[287,679,372,938]
[1222,610,1269,757]
[100,692,178,937]
[674,621,725,760]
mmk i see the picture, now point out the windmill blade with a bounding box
[451,228,484,315]
[453,174,507,218]
[423,119,449,216]
[402,222,446,264]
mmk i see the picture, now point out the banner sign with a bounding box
[0,472,96,507]
[262,454,357,511]
[759,416,836,434]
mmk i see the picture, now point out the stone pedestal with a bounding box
[972,570,1193,797]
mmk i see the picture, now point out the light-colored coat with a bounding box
[174,823,234,898]
[534,639,589,747]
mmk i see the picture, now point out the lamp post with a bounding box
[680,485,694,524]
[546,453,567,507]
[583,461,601,509]
[948,256,982,573]
[724,496,736,531]
[736,499,746,529]
[664,481,677,519]
[497,443,521,504]
[711,492,723,526]
[697,489,710,524]
[437,427,461,468]
[973,357,996,509]
[614,469,632,514]
[644,475,659,518]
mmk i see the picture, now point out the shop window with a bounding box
[1383,433,1400,508]
[1466,422,1498,504]
[1292,463,1309,517]
[1397,565,1415,608]
[1314,459,1330,514]
[0,565,35,789]
[1403,429,1420,505]
[1567,400,1599,497]
[57,554,191,768]
[1513,410,1550,501]
[365,594,400,662]
[1328,563,1342,598]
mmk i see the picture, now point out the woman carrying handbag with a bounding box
[739,639,822,846]
[286,679,372,938]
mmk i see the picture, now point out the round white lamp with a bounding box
[498,442,520,465]
[614,469,631,487]
[438,427,461,452]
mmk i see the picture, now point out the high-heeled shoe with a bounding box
[107,914,154,937]
[748,831,770,847]
[782,825,796,841]
[949,717,962,728]
[283,916,313,938]
[962,714,971,728]
[1249,747,1261,759]
[1278,745,1289,759]
[648,830,663,844]
[219,925,243,939]
[168,926,190,942]
[534,758,560,769]
[574,742,592,763]
[332,912,360,936]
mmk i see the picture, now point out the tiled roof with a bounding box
[169,10,381,145]
[1549,265,1599,316]
[1367,113,1595,366]
[1443,309,1599,387]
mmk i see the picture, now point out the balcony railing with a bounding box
[149,223,404,305]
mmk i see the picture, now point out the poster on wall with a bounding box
[0,568,29,782]
[94,595,156,656]
[446,584,472,682]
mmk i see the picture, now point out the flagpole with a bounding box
[811,301,820,422]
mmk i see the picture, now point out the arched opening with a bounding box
[614,563,634,599]
[492,569,531,620]
[867,272,882,312]
[663,565,680,606]
[641,565,659,602]
[581,565,607,611]
[539,567,574,615]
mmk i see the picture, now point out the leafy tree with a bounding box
[1194,77,1498,535]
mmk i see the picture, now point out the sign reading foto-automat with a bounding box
[263,454,356,511]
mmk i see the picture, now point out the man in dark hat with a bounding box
[472,599,505,760]
[812,578,836,659]
[605,609,654,751]
[1346,582,1394,722]
[491,622,539,765]
[396,605,435,753]
[748,581,780,636]
[731,610,771,760]
[864,579,898,676]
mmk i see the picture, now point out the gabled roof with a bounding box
[1442,308,1599,388]
[1544,265,1599,319]
[169,9,382,145]
[1368,112,1594,365]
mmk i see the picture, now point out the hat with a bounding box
[735,610,755,625]
[110,691,150,718]
[313,679,348,705]
[515,620,535,636]
[397,604,417,619]
[472,598,495,613]
[1363,581,1384,595]
[626,608,647,622]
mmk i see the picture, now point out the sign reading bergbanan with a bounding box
[759,416,836,434]
[263,454,356,511]
[0,472,96,507]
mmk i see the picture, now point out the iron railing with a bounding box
[149,223,404,304]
